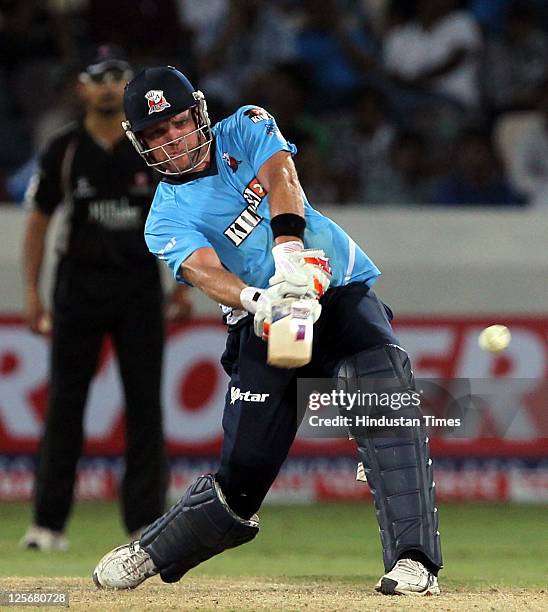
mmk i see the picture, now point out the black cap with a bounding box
[82,43,132,76]
[123,66,197,132]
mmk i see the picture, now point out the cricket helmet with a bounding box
[122,66,212,175]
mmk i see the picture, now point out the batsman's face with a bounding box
[140,111,209,173]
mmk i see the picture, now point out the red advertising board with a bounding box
[0,315,547,458]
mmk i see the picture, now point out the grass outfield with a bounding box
[0,502,546,610]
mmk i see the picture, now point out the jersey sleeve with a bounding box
[23,137,68,215]
[145,197,212,285]
[235,105,297,173]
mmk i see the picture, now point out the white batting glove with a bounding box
[271,241,332,299]
[240,286,321,340]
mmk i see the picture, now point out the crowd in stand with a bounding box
[2,0,548,206]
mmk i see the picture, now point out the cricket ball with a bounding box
[478,325,511,353]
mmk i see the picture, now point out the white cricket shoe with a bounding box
[19,526,69,552]
[93,540,158,589]
[375,558,440,596]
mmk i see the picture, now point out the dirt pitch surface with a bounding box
[1,576,547,611]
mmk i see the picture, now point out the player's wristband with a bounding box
[270,213,306,241]
[240,286,263,314]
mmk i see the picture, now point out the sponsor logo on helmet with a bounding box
[244,107,270,123]
[145,90,171,115]
[222,152,241,173]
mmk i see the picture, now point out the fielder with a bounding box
[93,66,442,595]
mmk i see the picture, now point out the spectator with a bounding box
[292,130,338,205]
[480,1,548,116]
[193,0,299,111]
[330,88,397,203]
[5,65,82,205]
[242,62,329,155]
[32,64,83,153]
[295,0,378,108]
[469,0,512,36]
[383,0,482,110]
[83,0,190,66]
[6,157,39,204]
[383,0,418,30]
[508,82,548,207]
[433,128,525,205]
[0,1,64,174]
[0,1,64,71]
[364,132,436,205]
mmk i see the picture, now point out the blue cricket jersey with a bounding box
[144,105,380,289]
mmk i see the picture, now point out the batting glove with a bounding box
[271,241,332,299]
[240,285,322,340]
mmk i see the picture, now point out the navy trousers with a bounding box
[34,260,168,533]
[217,282,398,519]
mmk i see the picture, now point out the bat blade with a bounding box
[267,299,314,368]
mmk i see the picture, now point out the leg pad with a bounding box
[140,474,259,582]
[338,344,442,572]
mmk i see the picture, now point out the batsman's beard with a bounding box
[157,127,211,174]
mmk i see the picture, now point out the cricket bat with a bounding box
[267,298,315,368]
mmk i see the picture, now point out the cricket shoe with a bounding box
[19,526,69,552]
[375,558,440,596]
[93,540,158,589]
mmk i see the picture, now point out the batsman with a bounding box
[93,66,442,595]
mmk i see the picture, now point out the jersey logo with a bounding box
[265,119,278,136]
[222,152,241,173]
[75,176,96,198]
[145,90,171,115]
[244,107,270,123]
[224,178,267,246]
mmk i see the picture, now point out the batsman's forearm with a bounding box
[258,152,305,245]
[268,165,304,221]
[182,264,246,308]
